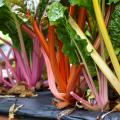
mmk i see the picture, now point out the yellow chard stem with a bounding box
[93,0,120,81]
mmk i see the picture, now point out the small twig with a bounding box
[8,98,23,120]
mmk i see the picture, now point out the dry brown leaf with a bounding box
[19,90,35,97]
[7,83,36,97]
[0,86,8,94]
[7,84,26,95]
[112,103,120,111]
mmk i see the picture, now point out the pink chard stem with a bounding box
[41,48,65,100]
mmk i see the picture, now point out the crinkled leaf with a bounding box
[47,2,67,25]
[108,2,120,57]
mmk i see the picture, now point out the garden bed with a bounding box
[0,91,120,120]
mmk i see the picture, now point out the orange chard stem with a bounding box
[48,26,67,92]
[69,6,76,17]
[57,41,67,84]
[64,56,70,82]
[66,64,83,100]
[77,7,87,30]
[54,101,70,109]
[33,19,49,57]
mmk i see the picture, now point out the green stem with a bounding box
[93,0,120,81]
[102,0,105,15]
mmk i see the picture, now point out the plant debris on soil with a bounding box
[0,83,37,97]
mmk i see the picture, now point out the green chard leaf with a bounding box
[56,23,80,64]
[49,0,60,2]
[37,0,48,23]
[0,0,4,7]
[108,2,120,57]
[0,4,33,58]
[108,0,120,4]
[47,2,67,25]
[0,6,17,42]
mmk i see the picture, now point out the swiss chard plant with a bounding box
[0,0,45,95]
[0,0,120,112]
